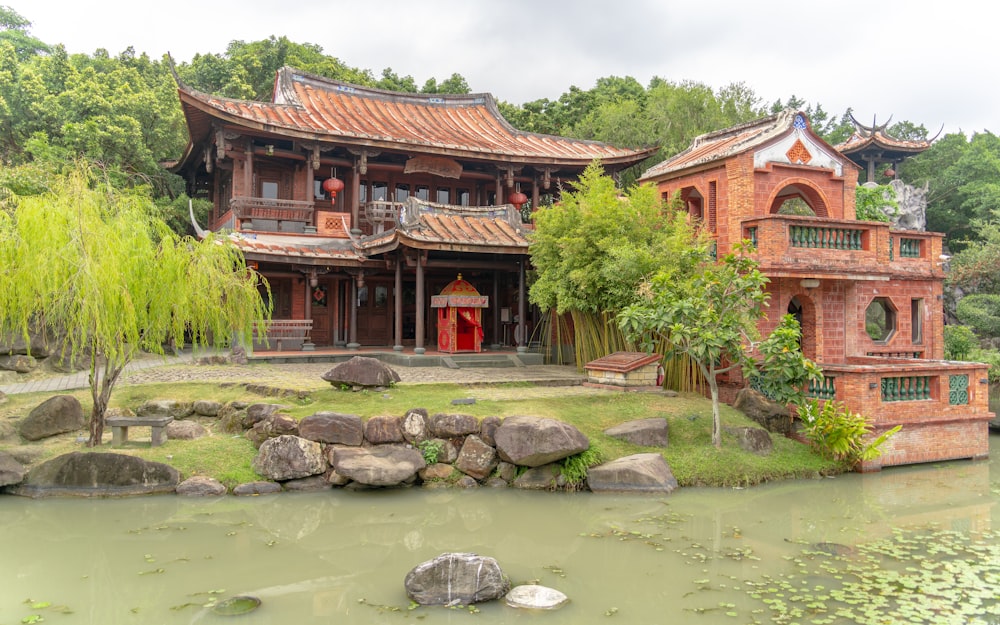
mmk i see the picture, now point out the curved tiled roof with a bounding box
[639,110,795,180]
[177,67,656,166]
[836,131,931,156]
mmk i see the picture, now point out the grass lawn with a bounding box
[0,381,839,489]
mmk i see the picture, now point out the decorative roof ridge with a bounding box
[689,109,787,148]
[275,66,657,153]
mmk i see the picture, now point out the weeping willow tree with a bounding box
[0,163,268,446]
[528,161,709,390]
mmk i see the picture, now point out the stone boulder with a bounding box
[282,475,332,492]
[252,435,326,481]
[137,400,193,420]
[0,420,16,440]
[0,451,26,487]
[888,179,927,231]
[365,415,403,444]
[247,414,299,448]
[1,354,37,373]
[232,481,282,496]
[428,413,480,438]
[19,395,85,441]
[455,435,498,480]
[0,326,55,357]
[192,400,222,417]
[587,453,678,494]
[494,416,589,467]
[733,388,792,434]
[480,416,501,447]
[512,463,564,490]
[331,446,425,486]
[176,476,227,496]
[242,403,289,429]
[166,420,208,441]
[299,412,363,445]
[7,452,179,497]
[401,409,429,443]
[604,418,668,447]
[404,553,510,606]
[726,426,773,455]
[505,585,569,610]
[321,356,401,390]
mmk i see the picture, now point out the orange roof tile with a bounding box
[178,67,656,166]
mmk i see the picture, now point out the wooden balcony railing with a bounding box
[231,197,315,225]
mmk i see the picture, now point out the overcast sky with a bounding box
[7,0,993,137]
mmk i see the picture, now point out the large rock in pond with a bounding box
[298,412,363,445]
[505,585,569,610]
[401,408,429,443]
[455,435,498,480]
[176,476,227,496]
[7,452,179,497]
[587,453,678,494]
[331,446,425,486]
[19,395,85,441]
[364,415,403,444]
[604,417,668,447]
[733,387,792,434]
[405,553,510,606]
[247,414,299,448]
[252,435,326,481]
[321,356,400,390]
[494,416,589,467]
[0,451,27,487]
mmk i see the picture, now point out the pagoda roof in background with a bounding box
[835,114,933,164]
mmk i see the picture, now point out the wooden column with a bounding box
[517,260,527,353]
[304,160,315,232]
[302,272,315,351]
[393,256,404,351]
[532,178,540,213]
[351,161,362,235]
[347,276,360,350]
[332,277,344,346]
[495,175,503,207]
[491,272,501,348]
[415,252,426,355]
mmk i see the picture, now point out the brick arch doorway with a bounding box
[769,181,829,217]
[787,295,817,360]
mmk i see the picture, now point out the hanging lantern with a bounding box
[322,177,345,203]
[508,191,528,208]
[883,168,896,178]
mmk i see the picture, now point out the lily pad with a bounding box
[211,595,261,616]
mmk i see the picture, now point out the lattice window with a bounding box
[949,375,969,405]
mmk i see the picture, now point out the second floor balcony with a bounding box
[741,215,944,279]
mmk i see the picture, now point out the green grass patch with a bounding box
[0,381,840,488]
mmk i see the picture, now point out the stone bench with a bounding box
[106,416,173,447]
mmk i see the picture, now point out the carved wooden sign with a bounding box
[404,156,463,179]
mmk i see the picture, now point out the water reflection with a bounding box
[2,435,997,624]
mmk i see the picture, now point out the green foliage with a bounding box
[417,439,444,465]
[854,184,899,222]
[943,324,978,360]
[619,242,768,448]
[749,315,823,408]
[529,162,708,316]
[948,208,1000,294]
[559,446,606,487]
[0,162,269,445]
[797,400,900,469]
[968,347,1000,384]
[956,293,1000,338]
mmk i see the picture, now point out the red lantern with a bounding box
[322,178,345,203]
[508,191,528,208]
[883,168,896,178]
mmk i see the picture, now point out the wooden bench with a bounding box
[106,416,173,447]
[252,319,314,351]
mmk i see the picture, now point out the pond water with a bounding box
[3,435,999,625]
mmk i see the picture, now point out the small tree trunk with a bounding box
[86,357,126,447]
[709,378,722,449]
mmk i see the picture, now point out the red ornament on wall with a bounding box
[508,191,528,208]
[322,178,345,203]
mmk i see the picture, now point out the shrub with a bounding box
[797,400,900,470]
[944,324,978,361]
[956,294,1000,338]
[417,439,444,465]
[559,447,606,487]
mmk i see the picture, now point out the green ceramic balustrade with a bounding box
[746,226,758,247]
[881,376,932,402]
[788,225,863,250]
[899,238,921,258]
[807,376,837,400]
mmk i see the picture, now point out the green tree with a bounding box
[750,314,822,408]
[619,242,769,448]
[0,163,268,446]
[949,208,1000,293]
[854,183,899,222]
[0,5,49,60]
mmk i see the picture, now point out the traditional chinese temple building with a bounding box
[835,114,934,181]
[171,66,655,354]
[639,110,992,470]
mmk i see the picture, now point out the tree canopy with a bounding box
[0,162,268,445]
